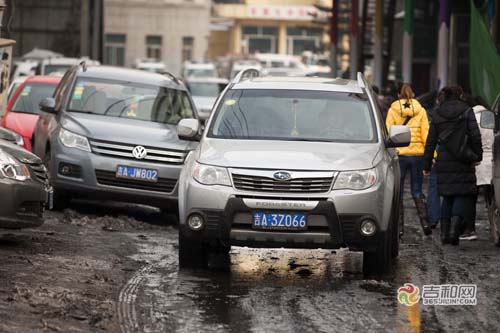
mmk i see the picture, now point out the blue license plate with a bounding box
[116,165,158,182]
[253,212,307,231]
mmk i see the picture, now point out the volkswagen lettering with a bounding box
[33,64,199,210]
[177,70,411,276]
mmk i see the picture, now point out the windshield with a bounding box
[68,78,194,125]
[188,82,226,97]
[186,68,216,77]
[43,64,71,75]
[208,89,376,143]
[11,83,57,115]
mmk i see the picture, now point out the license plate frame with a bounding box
[252,212,308,231]
[116,165,159,183]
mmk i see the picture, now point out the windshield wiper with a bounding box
[67,109,95,114]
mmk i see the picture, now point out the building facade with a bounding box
[209,0,330,59]
[104,0,211,76]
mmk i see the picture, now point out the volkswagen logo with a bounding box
[132,146,148,159]
[273,171,292,181]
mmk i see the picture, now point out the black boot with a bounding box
[440,218,451,244]
[414,195,432,236]
[449,216,461,246]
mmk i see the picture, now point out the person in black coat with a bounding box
[423,86,483,246]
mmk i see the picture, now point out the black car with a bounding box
[0,132,51,229]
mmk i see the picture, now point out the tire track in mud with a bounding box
[117,264,154,333]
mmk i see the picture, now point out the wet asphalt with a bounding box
[1,186,500,332]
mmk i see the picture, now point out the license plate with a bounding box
[116,165,158,182]
[253,212,307,231]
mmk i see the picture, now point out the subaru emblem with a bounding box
[273,171,292,181]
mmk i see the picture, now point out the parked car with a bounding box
[7,76,27,103]
[255,53,313,77]
[229,60,262,79]
[133,58,167,74]
[33,64,199,210]
[182,62,218,79]
[176,69,411,276]
[1,76,61,151]
[0,138,51,229]
[37,57,100,76]
[186,77,228,121]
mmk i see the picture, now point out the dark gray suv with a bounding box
[33,64,198,210]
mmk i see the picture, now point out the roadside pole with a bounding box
[402,0,413,83]
[373,0,383,88]
[350,0,359,79]
[330,0,338,78]
[437,0,450,90]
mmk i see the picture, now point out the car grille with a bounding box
[89,139,187,165]
[29,163,49,184]
[231,174,334,193]
[95,170,177,193]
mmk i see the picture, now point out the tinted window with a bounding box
[11,83,57,115]
[209,89,376,143]
[68,78,194,125]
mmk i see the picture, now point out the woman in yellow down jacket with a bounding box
[386,83,432,236]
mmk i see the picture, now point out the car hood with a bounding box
[197,139,380,171]
[61,112,197,151]
[0,139,42,164]
[192,96,216,111]
[3,112,39,138]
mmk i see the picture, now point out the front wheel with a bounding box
[363,227,394,277]
[43,152,70,211]
[178,231,230,269]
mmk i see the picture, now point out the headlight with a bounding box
[333,168,377,190]
[192,161,231,186]
[59,128,91,152]
[0,149,30,181]
[10,131,24,146]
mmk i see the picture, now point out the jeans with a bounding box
[399,155,424,199]
[441,195,475,222]
[427,167,441,225]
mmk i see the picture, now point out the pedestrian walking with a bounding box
[423,86,483,246]
[425,102,441,229]
[386,83,432,236]
[459,95,494,241]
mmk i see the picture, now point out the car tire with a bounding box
[43,151,70,211]
[489,200,500,247]
[363,224,393,277]
[178,231,230,269]
[391,196,400,259]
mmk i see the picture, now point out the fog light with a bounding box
[360,220,377,236]
[188,214,204,231]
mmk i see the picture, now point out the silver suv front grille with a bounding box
[231,169,335,193]
[89,139,187,165]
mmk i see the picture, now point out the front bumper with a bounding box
[51,144,184,208]
[180,180,389,251]
[0,178,48,229]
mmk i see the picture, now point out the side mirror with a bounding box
[39,97,57,114]
[178,118,200,141]
[480,110,495,130]
[387,125,411,148]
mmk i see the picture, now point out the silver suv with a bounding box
[176,70,410,275]
[33,64,198,210]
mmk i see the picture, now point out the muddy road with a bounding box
[0,195,499,332]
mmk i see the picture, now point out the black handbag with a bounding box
[438,108,479,163]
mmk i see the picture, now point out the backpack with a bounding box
[437,108,479,163]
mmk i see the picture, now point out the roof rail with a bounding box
[232,67,260,85]
[79,60,87,72]
[357,72,366,88]
[161,71,180,84]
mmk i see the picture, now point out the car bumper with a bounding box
[0,178,48,229]
[51,144,183,208]
[179,179,390,251]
